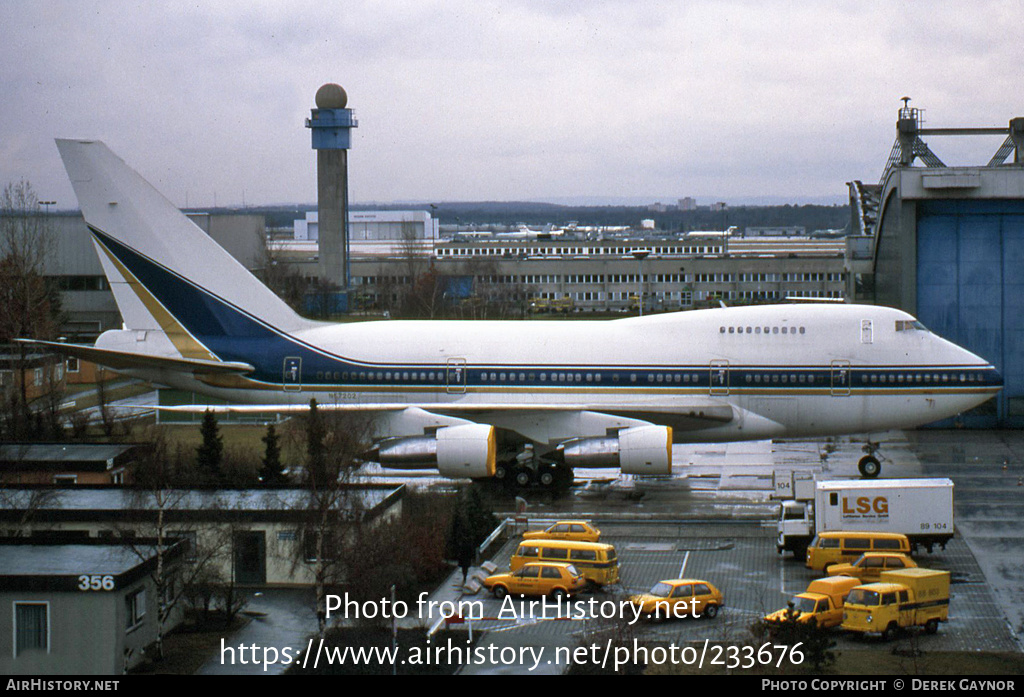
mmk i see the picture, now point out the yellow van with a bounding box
[511,539,619,586]
[805,531,911,572]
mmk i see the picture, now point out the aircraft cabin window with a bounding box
[631,374,637,382]
[720,327,726,333]
[729,327,735,334]
[755,326,762,334]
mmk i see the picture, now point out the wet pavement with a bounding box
[202,429,1024,674]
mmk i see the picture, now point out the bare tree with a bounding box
[290,400,372,636]
[0,180,63,438]
[124,431,234,660]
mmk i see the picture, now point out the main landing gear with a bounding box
[493,451,575,491]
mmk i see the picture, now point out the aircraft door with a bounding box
[709,359,729,396]
[860,319,873,344]
[283,357,302,391]
[831,360,851,396]
[446,357,467,394]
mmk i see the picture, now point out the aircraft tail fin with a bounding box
[55,139,317,356]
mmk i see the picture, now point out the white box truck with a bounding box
[777,478,954,559]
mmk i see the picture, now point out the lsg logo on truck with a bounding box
[841,495,889,518]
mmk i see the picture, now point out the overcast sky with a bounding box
[1,1,1020,209]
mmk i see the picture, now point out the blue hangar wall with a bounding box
[917,200,1024,427]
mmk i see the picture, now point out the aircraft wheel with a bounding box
[512,466,535,488]
[494,462,510,482]
[537,465,557,488]
[858,455,881,478]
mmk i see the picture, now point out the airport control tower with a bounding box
[306,83,358,292]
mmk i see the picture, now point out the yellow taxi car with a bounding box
[629,579,724,620]
[484,562,588,600]
[522,520,602,543]
[826,552,918,582]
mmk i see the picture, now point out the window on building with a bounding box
[15,602,49,656]
[126,588,146,630]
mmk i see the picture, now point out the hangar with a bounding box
[849,103,1024,427]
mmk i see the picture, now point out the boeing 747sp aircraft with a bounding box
[27,139,1002,486]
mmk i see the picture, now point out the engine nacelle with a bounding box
[618,425,673,475]
[371,424,496,479]
[436,424,496,479]
[559,425,672,475]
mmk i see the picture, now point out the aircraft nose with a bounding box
[990,366,1004,388]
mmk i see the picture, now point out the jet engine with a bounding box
[368,424,496,478]
[557,425,672,475]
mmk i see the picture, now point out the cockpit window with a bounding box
[895,320,928,332]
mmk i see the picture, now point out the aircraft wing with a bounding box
[15,339,255,376]
[142,402,737,446]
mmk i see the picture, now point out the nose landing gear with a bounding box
[858,441,885,478]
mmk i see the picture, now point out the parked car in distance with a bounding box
[629,579,724,620]
[484,562,587,599]
[522,520,601,543]
[827,552,918,582]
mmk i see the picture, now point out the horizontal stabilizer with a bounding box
[15,339,254,376]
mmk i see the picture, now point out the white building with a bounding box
[294,210,439,242]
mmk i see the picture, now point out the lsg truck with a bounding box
[777,478,954,560]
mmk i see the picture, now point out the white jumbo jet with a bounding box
[27,139,1002,486]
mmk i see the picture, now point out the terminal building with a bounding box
[849,103,1024,427]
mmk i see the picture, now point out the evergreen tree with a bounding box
[195,409,224,484]
[259,423,286,485]
[305,399,327,487]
